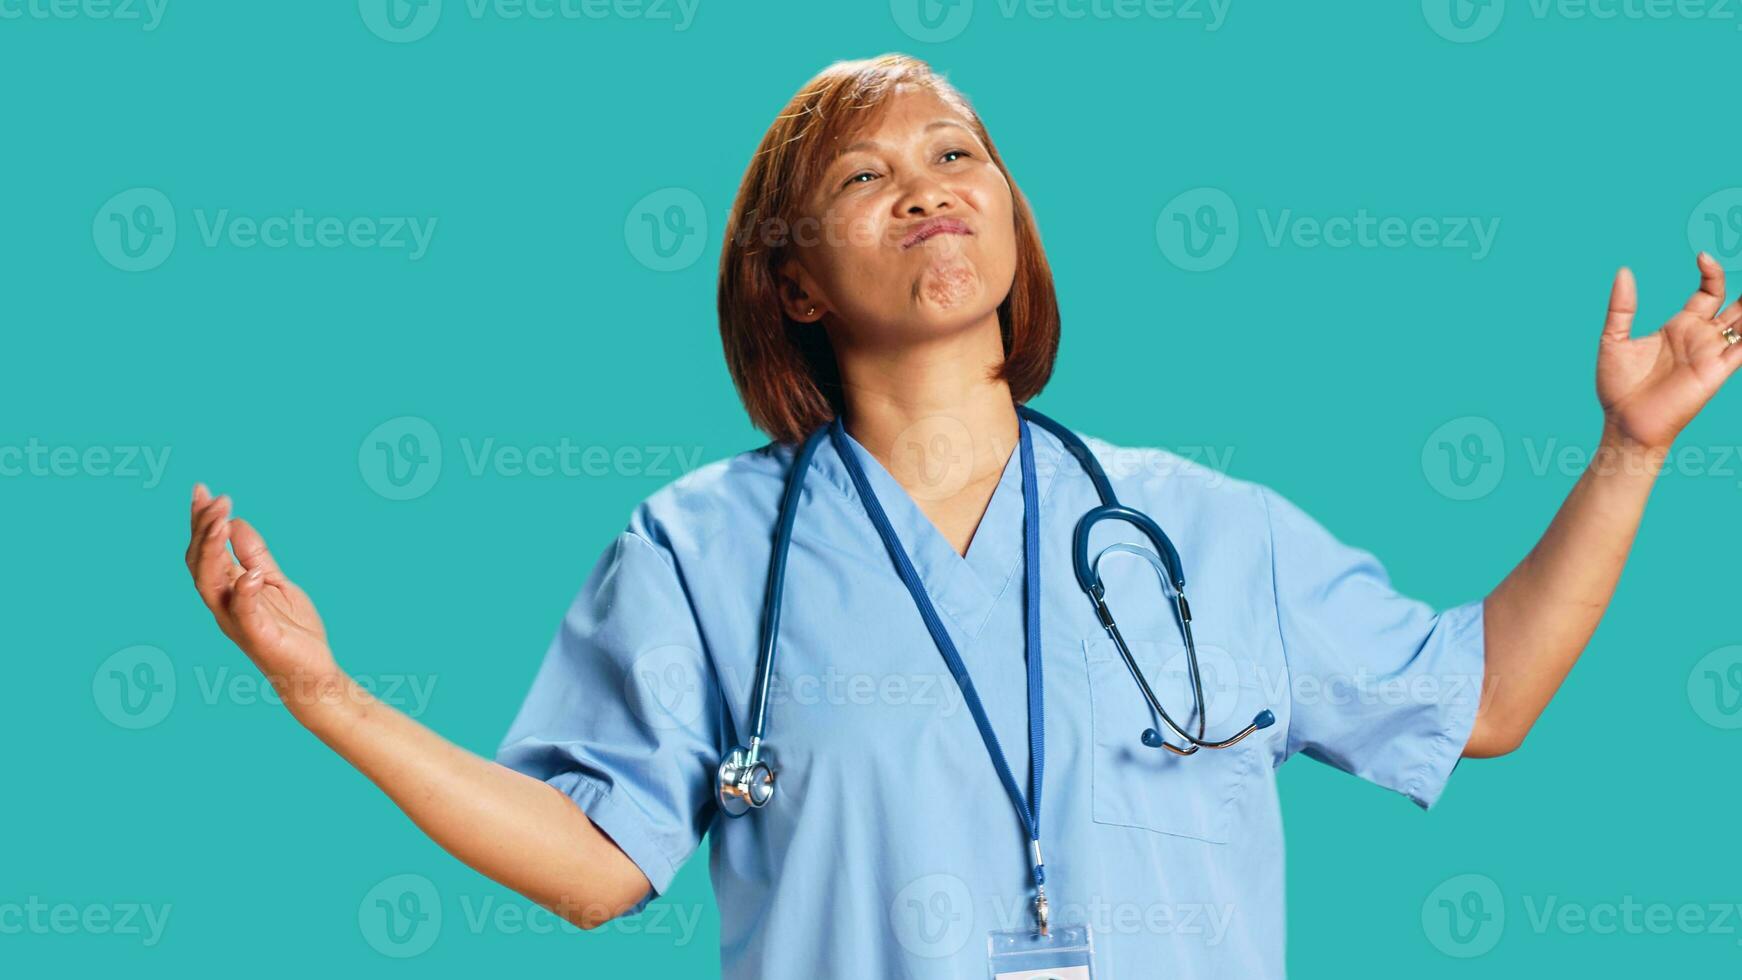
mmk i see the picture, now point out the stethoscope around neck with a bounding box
[717,404,1275,816]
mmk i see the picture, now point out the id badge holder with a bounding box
[987,923,1096,979]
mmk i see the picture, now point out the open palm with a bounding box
[1598,252,1742,453]
[185,484,336,690]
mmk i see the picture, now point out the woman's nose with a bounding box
[893,175,958,218]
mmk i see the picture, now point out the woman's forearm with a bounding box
[1466,423,1666,757]
[287,671,651,927]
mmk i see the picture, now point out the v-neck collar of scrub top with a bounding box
[806,418,1066,649]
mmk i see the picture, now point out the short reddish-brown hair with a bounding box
[717,54,1061,446]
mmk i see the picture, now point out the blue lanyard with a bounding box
[828,414,1051,931]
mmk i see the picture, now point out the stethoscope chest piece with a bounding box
[717,745,775,816]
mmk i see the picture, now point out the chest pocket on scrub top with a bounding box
[1079,548,1266,844]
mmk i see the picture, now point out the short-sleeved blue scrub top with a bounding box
[495,418,1487,979]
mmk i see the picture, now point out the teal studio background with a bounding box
[3,2,1740,976]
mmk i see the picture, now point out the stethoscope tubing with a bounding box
[743,423,832,767]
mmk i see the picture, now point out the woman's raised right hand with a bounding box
[185,483,340,708]
[181,486,650,926]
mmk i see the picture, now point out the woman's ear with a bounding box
[776,256,828,323]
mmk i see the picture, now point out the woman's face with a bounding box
[778,84,1018,348]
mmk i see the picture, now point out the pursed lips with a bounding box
[901,217,971,249]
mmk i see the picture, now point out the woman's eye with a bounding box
[839,149,970,189]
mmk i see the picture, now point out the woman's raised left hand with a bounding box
[1597,251,1742,454]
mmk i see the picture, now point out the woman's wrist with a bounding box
[1592,420,1671,484]
[271,665,369,737]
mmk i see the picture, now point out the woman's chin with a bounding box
[917,254,982,313]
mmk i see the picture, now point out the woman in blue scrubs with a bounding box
[185,54,1742,979]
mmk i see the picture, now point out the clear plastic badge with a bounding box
[987,922,1095,979]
